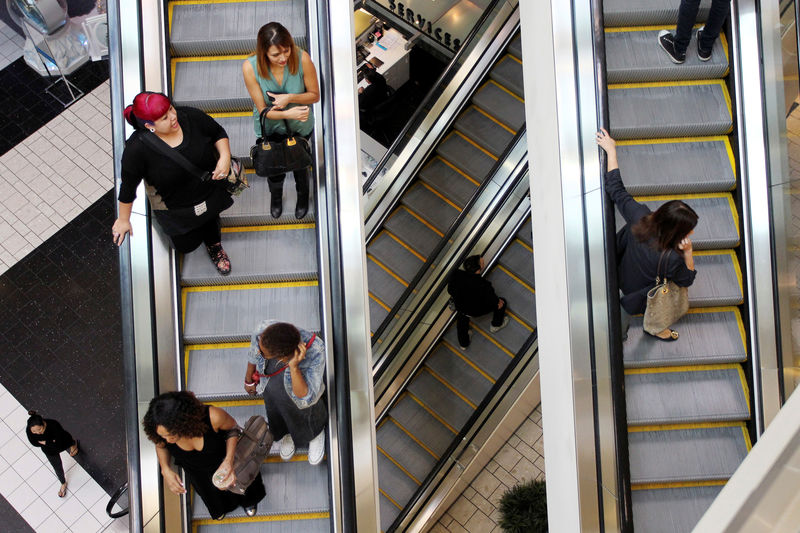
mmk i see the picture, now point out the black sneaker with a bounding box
[658,30,686,64]
[696,28,712,61]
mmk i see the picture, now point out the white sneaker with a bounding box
[490,316,509,333]
[279,434,295,462]
[308,430,326,466]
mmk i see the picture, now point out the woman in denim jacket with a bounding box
[244,320,326,465]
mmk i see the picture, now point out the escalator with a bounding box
[366,32,525,338]
[167,1,330,530]
[602,1,752,530]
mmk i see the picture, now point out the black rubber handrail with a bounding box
[106,482,130,519]
[591,0,633,530]
[361,0,508,194]
[388,329,538,532]
[370,126,527,351]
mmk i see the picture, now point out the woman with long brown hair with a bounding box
[242,22,320,219]
[597,128,698,341]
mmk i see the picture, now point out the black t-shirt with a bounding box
[26,419,74,455]
[118,107,228,209]
[447,269,499,316]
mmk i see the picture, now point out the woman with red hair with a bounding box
[112,91,235,275]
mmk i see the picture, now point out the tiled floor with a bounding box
[431,405,544,533]
[0,20,24,70]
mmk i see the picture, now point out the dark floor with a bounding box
[0,57,109,156]
[0,494,34,533]
[0,190,125,495]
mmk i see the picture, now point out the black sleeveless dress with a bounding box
[166,407,266,519]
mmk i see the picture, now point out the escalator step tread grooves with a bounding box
[172,59,253,113]
[471,81,526,131]
[436,133,497,183]
[367,232,424,282]
[389,396,457,458]
[369,296,391,334]
[418,157,480,209]
[383,208,442,258]
[454,107,515,159]
[377,451,419,506]
[609,83,732,139]
[615,140,735,196]
[377,420,438,482]
[628,426,748,485]
[625,369,750,425]
[407,371,475,430]
[400,183,461,231]
[489,55,525,98]
[518,219,533,248]
[212,115,260,164]
[686,253,742,307]
[425,345,494,405]
[486,268,537,327]
[508,34,523,61]
[631,486,723,533]
[606,29,728,84]
[367,256,407,308]
[498,240,535,289]
[603,0,712,27]
[196,518,330,533]
[380,494,402,532]
[220,176,316,226]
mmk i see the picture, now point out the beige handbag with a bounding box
[643,250,689,335]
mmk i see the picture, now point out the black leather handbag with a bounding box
[250,109,312,177]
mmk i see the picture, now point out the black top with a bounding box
[447,269,500,316]
[26,419,74,455]
[359,75,389,110]
[605,168,697,314]
[118,107,228,209]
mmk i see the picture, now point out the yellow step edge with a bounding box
[369,292,391,312]
[441,341,496,384]
[472,326,515,358]
[404,392,458,434]
[615,135,736,179]
[221,223,316,233]
[507,310,534,332]
[385,417,440,460]
[186,342,250,351]
[204,399,264,407]
[399,206,445,237]
[193,511,329,527]
[210,111,252,118]
[183,280,317,293]
[422,367,478,410]
[367,254,409,287]
[624,362,744,375]
[173,0,279,5]
[481,79,525,103]
[683,305,746,354]
[604,23,705,33]
[380,488,403,510]
[452,130,499,161]
[378,446,422,485]
[496,264,535,294]
[418,181,463,212]
[609,79,733,121]
[434,155,482,187]
[264,454,309,463]
[515,238,533,253]
[631,479,727,491]
[694,249,744,295]
[380,230,426,263]
[469,104,516,135]
[172,54,251,63]
[628,420,748,433]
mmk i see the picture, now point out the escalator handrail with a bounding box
[591,0,633,529]
[361,0,510,194]
[370,126,528,349]
[388,328,539,532]
[106,482,130,519]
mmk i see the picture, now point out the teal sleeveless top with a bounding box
[249,53,314,137]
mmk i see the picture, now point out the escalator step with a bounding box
[198,519,329,532]
[625,367,750,425]
[471,312,533,352]
[401,183,461,232]
[221,175,316,226]
[615,139,735,195]
[367,257,407,310]
[688,252,743,307]
[631,485,722,533]
[508,34,523,60]
[454,107,515,158]
[380,493,401,533]
[192,461,329,519]
[437,133,497,183]
[603,0,712,27]
[490,55,524,99]
[367,232,424,282]
[369,296,390,332]
[472,81,526,131]
[169,0,307,57]
[407,371,474,431]
[609,82,732,138]
[172,58,252,113]
[623,310,746,368]
[377,420,437,486]
[212,114,256,164]
[606,29,727,84]
[418,157,480,209]
[377,450,419,510]
[498,239,535,289]
[629,425,749,484]
[425,345,494,406]
[188,346,251,401]
[486,267,537,327]
[183,284,320,344]
[181,226,318,286]
[384,208,442,258]
[389,396,456,459]
[517,218,533,248]
[615,195,739,249]
[441,327,515,380]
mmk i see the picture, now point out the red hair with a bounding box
[124,91,171,129]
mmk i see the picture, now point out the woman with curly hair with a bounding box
[142,391,265,520]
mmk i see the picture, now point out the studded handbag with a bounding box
[250,109,312,177]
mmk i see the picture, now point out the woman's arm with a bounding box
[209,406,238,471]
[287,343,310,399]
[268,51,320,108]
[596,129,649,225]
[156,445,186,494]
[597,128,618,171]
[242,59,310,123]
[211,137,231,180]
[112,202,134,246]
[244,362,257,395]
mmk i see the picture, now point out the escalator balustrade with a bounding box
[367,34,525,338]
[603,0,751,530]
[168,1,330,531]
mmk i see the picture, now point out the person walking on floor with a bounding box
[658,0,730,64]
[447,255,509,350]
[26,411,79,498]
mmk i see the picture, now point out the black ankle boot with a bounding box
[271,194,282,218]
[295,194,309,219]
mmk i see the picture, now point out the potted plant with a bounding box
[498,479,547,533]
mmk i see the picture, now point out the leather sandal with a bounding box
[206,243,231,276]
[645,329,679,342]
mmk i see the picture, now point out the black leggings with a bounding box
[170,216,222,253]
[45,447,73,484]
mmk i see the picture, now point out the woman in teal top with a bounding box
[243,22,320,219]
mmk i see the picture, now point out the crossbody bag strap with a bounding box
[258,107,295,138]
[140,132,209,181]
[655,249,668,284]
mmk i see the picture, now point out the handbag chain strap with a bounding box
[655,249,672,285]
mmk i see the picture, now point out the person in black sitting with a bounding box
[26,411,79,498]
[111,91,235,275]
[596,128,698,341]
[447,255,509,349]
